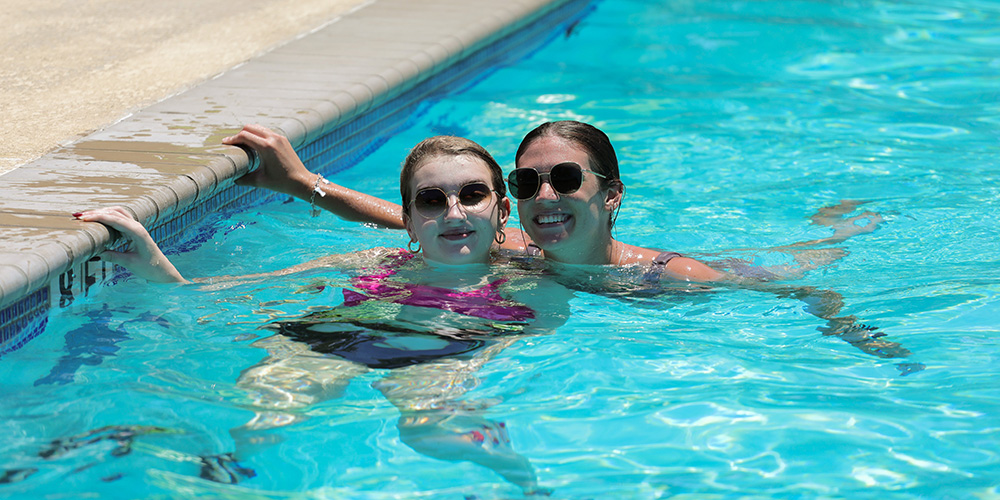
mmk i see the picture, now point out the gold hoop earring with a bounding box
[407,240,421,253]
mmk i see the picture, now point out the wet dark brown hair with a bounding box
[514,120,621,187]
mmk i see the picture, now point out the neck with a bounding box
[542,235,618,266]
[408,257,494,286]
[423,257,492,268]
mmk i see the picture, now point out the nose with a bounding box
[443,195,466,220]
[535,177,560,201]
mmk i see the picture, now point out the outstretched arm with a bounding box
[75,206,379,287]
[74,207,188,283]
[757,200,884,278]
[224,124,406,229]
[648,260,913,360]
[633,247,911,360]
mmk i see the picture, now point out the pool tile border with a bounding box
[0,0,592,355]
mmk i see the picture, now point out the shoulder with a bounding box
[499,227,535,253]
[617,243,724,282]
[662,256,725,282]
[614,242,666,265]
[652,251,683,265]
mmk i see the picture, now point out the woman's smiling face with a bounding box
[514,135,619,263]
[404,154,509,265]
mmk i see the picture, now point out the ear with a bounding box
[604,181,624,212]
[403,212,419,245]
[497,196,511,229]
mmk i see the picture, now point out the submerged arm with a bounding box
[639,248,910,358]
[778,200,883,249]
[191,247,389,290]
[718,202,909,357]
[745,282,910,359]
[676,200,886,281]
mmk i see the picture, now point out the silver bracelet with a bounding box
[310,174,329,217]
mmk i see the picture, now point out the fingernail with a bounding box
[72,212,83,218]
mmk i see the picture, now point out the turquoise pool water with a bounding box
[3,0,999,498]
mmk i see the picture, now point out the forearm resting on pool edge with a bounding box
[223,124,406,229]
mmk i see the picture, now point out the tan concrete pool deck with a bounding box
[0,0,588,349]
[1,0,374,177]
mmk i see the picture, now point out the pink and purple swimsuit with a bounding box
[272,250,534,369]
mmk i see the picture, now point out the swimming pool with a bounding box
[2,0,999,497]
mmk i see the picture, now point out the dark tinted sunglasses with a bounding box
[410,182,495,219]
[507,162,607,200]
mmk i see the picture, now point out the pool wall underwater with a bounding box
[0,0,593,356]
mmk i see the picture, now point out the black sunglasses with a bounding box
[410,182,495,219]
[506,162,607,200]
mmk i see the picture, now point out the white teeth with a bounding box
[537,214,568,225]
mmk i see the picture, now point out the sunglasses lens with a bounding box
[413,183,494,217]
[550,163,584,194]
[508,169,540,200]
[508,163,587,200]
[458,183,492,211]
[413,188,447,217]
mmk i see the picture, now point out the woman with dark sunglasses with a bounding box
[507,122,912,361]
[506,121,697,270]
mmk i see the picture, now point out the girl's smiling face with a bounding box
[514,135,621,264]
[404,154,509,265]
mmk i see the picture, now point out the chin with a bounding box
[534,232,570,249]
[527,222,573,244]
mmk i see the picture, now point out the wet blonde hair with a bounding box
[399,136,506,217]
